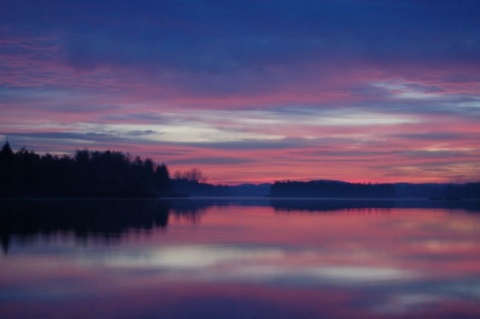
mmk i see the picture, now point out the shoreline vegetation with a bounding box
[1,143,479,199]
[0,142,177,198]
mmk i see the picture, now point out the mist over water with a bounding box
[1,198,480,318]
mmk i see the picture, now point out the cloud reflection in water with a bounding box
[1,201,480,318]
[82,244,418,286]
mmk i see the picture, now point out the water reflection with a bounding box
[0,199,167,253]
[1,198,480,253]
[1,199,480,318]
[270,198,396,212]
[270,198,480,213]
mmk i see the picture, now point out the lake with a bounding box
[1,198,480,318]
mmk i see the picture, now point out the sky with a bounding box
[1,0,480,185]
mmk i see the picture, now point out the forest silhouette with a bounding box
[0,142,172,198]
[1,142,479,199]
[270,180,396,198]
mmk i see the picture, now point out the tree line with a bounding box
[0,142,172,197]
[270,179,480,199]
[270,180,396,198]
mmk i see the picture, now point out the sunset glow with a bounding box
[1,1,480,184]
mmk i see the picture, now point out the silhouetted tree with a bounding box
[170,168,231,196]
[0,143,174,198]
[174,168,207,183]
[154,164,172,194]
[0,142,14,195]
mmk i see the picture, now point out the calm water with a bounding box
[1,198,480,319]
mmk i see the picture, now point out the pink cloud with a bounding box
[2,32,480,184]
